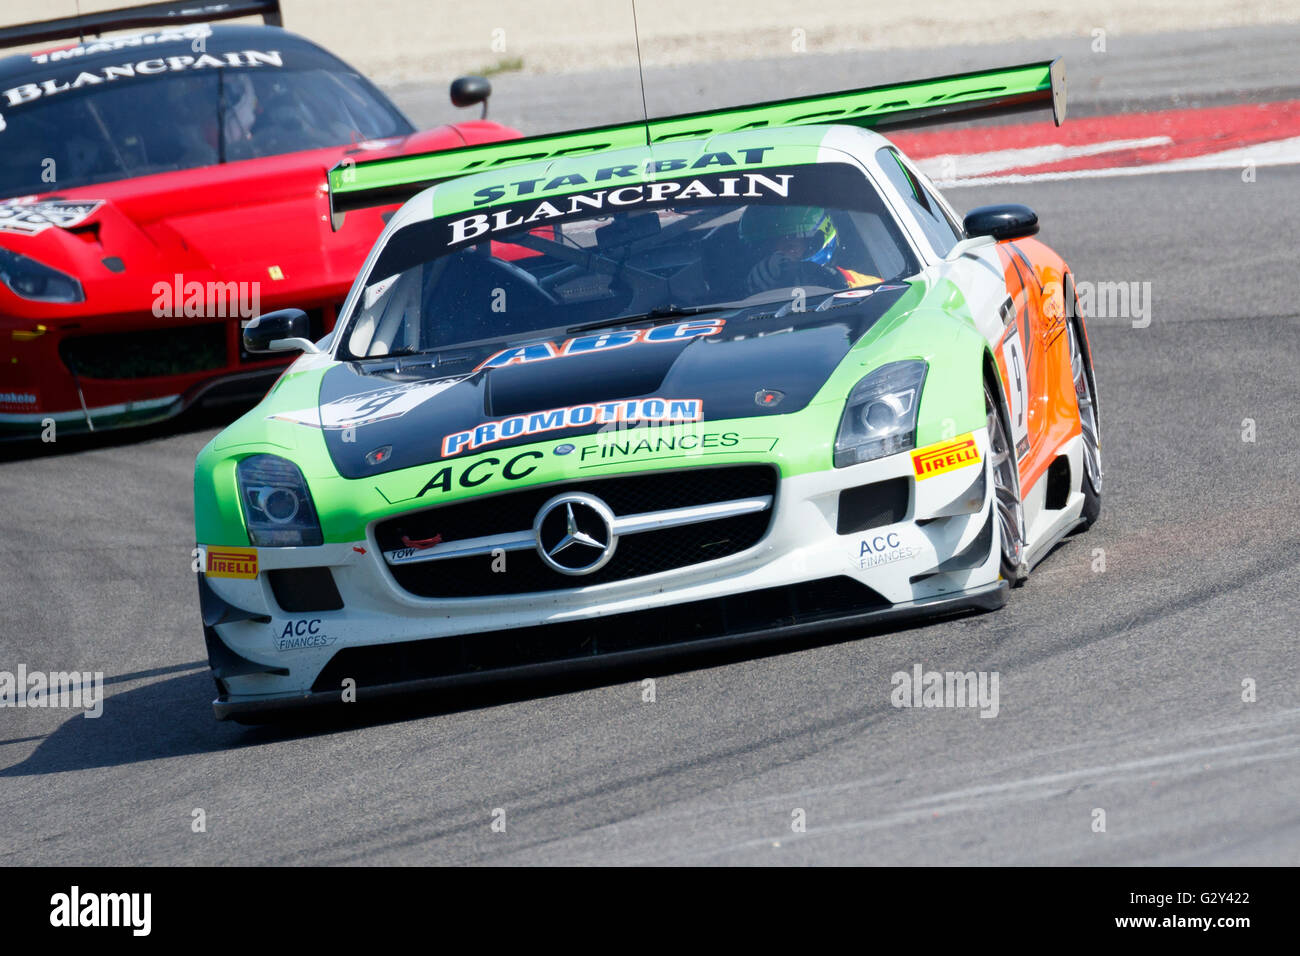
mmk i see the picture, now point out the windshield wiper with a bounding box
[348,348,434,369]
[566,303,732,336]
[350,346,431,365]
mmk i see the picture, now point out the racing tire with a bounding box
[986,376,1028,586]
[1065,297,1102,528]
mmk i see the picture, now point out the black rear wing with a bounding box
[0,0,282,51]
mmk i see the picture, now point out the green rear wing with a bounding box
[328,58,1064,226]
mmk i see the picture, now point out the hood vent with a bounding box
[485,344,681,418]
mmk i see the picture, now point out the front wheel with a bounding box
[986,379,1027,585]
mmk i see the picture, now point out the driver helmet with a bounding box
[739,204,838,266]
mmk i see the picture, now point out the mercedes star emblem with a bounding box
[533,492,617,575]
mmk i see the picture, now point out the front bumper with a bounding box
[0,367,283,440]
[0,298,342,441]
[202,428,1002,719]
[211,580,1005,720]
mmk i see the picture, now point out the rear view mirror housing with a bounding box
[450,75,492,118]
[243,309,319,354]
[963,204,1040,241]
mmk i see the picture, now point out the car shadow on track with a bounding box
[0,604,993,776]
[0,670,244,776]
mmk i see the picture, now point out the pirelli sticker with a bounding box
[205,546,259,580]
[912,434,981,480]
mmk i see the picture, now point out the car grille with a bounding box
[59,302,343,381]
[61,322,226,379]
[374,464,778,597]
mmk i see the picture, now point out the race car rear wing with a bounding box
[0,0,282,50]
[328,58,1065,226]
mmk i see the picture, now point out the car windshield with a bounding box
[0,66,411,198]
[339,161,920,360]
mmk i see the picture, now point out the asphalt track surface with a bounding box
[2,27,1299,865]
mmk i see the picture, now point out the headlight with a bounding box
[0,247,84,303]
[236,454,323,546]
[834,360,927,467]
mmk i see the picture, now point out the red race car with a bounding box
[0,0,518,439]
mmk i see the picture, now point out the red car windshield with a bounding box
[0,66,412,198]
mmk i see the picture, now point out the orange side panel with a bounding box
[996,238,1082,495]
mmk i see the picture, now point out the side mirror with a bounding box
[243,309,319,354]
[963,204,1039,241]
[450,75,491,119]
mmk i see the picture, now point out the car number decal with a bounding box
[1001,323,1030,459]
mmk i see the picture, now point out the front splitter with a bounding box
[213,579,1008,721]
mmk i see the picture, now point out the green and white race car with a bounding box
[195,61,1102,720]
